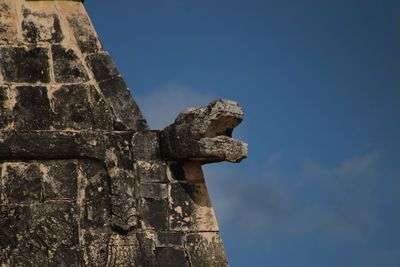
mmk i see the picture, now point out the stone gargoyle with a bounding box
[161,99,248,164]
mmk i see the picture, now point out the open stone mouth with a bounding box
[160,99,248,164]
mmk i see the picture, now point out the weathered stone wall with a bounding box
[0,0,147,132]
[0,0,245,266]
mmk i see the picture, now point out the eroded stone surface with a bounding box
[110,172,137,232]
[22,6,63,43]
[99,77,148,131]
[186,232,229,267]
[170,182,218,231]
[161,99,248,164]
[132,131,160,161]
[139,198,169,230]
[136,160,168,183]
[52,45,89,83]
[79,160,112,229]
[42,160,78,201]
[67,12,102,54]
[0,202,80,266]
[139,183,168,200]
[0,47,50,83]
[14,86,52,130]
[0,1,17,43]
[80,231,157,267]
[0,86,13,129]
[156,247,188,267]
[51,84,114,130]
[156,231,184,248]
[85,52,120,82]
[2,162,42,204]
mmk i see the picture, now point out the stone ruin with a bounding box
[0,0,247,266]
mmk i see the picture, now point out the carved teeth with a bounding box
[160,99,248,164]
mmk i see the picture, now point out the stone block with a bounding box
[0,86,12,130]
[132,132,160,161]
[42,160,77,201]
[80,231,109,267]
[102,137,135,170]
[67,13,102,54]
[99,77,148,131]
[51,84,113,130]
[0,1,17,43]
[0,202,80,266]
[0,47,50,83]
[135,232,157,266]
[22,7,63,43]
[2,162,42,204]
[139,198,168,230]
[31,202,80,266]
[85,52,120,82]
[79,160,112,229]
[155,247,188,267]
[136,161,168,183]
[14,86,52,130]
[106,233,141,266]
[139,183,168,200]
[156,231,184,248]
[0,205,47,266]
[169,182,218,231]
[185,232,229,267]
[109,173,137,232]
[52,45,89,83]
[81,231,156,266]
[0,131,81,160]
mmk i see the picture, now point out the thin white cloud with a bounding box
[204,152,382,242]
[204,165,291,238]
[266,152,283,166]
[303,152,380,179]
[135,83,216,130]
[294,153,381,239]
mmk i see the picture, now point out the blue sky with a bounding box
[85,1,400,266]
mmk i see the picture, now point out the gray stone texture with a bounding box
[0,86,12,129]
[156,231,184,248]
[13,86,52,130]
[0,0,245,266]
[85,51,120,82]
[2,162,42,204]
[0,0,17,43]
[0,1,17,43]
[22,7,64,43]
[139,198,169,230]
[156,247,188,267]
[42,160,78,201]
[99,76,148,131]
[52,45,89,83]
[0,47,50,83]
[132,131,161,161]
[67,12,102,54]
[169,182,219,231]
[51,84,114,130]
[186,232,229,267]
[136,160,168,183]
[161,99,248,164]
[0,202,80,266]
